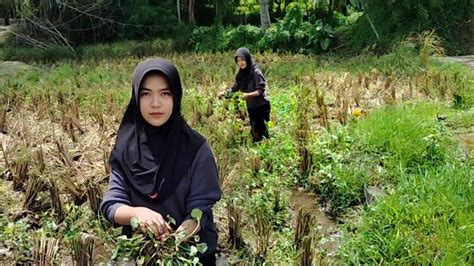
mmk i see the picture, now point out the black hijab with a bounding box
[234,47,257,91]
[109,59,205,202]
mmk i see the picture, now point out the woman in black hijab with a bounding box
[219,47,271,142]
[101,59,221,264]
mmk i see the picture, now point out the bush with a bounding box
[257,8,335,54]
[0,45,76,63]
[189,25,225,52]
[347,0,473,55]
[221,24,262,51]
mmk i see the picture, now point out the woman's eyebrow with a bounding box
[140,87,170,91]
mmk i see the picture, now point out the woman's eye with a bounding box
[140,92,150,97]
[162,91,171,96]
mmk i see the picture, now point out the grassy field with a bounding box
[0,49,473,264]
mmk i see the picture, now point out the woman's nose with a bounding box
[151,95,161,107]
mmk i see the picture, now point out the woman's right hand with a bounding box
[132,206,172,240]
[218,90,227,98]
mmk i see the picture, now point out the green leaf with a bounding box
[167,214,176,225]
[130,216,139,230]
[189,245,198,256]
[320,39,330,51]
[191,209,202,220]
[196,243,208,254]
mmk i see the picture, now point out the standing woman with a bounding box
[219,47,271,142]
[101,59,221,265]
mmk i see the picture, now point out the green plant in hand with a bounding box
[122,209,207,265]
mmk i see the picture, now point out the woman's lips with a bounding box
[150,112,163,117]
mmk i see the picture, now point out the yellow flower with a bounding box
[352,107,365,118]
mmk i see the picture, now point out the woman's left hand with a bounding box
[242,91,259,100]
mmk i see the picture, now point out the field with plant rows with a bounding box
[0,51,473,265]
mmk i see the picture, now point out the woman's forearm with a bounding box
[248,90,260,97]
[114,205,136,225]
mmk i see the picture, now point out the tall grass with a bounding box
[341,162,473,264]
[320,103,473,264]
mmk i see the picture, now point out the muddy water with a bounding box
[289,189,341,255]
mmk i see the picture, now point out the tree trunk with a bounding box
[260,0,271,31]
[188,0,195,23]
[177,0,181,23]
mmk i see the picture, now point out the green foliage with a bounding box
[189,25,226,52]
[0,39,175,63]
[341,162,473,264]
[0,45,76,63]
[191,209,203,220]
[186,9,335,53]
[118,0,177,40]
[308,128,369,216]
[258,8,334,53]
[0,0,14,17]
[348,0,473,54]
[307,103,464,216]
[0,219,32,263]
[9,0,177,46]
[355,104,453,173]
[221,24,263,51]
[111,212,207,265]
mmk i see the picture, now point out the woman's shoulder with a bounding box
[180,121,206,145]
[252,64,264,76]
[188,128,207,144]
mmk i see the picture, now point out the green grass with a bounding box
[307,102,473,263]
[356,104,452,172]
[341,163,473,264]
[0,39,175,63]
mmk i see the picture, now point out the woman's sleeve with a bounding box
[229,80,239,93]
[100,170,132,223]
[185,142,222,225]
[254,69,266,95]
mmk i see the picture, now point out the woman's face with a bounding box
[236,56,247,69]
[139,73,173,127]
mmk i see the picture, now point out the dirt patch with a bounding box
[289,189,341,256]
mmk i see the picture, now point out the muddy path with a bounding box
[289,189,342,256]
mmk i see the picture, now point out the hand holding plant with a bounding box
[130,207,172,241]
[127,208,207,264]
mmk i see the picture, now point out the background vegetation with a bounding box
[0,0,472,60]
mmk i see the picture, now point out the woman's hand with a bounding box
[132,207,172,240]
[242,91,259,100]
[218,90,228,98]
